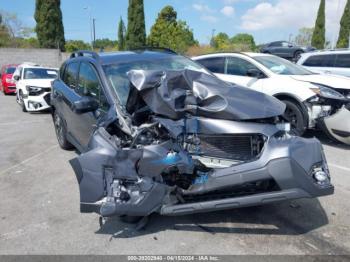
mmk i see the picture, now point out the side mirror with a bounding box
[13,75,20,81]
[288,44,293,48]
[247,69,265,79]
[72,96,99,114]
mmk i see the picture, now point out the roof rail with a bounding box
[130,46,177,54]
[70,50,100,60]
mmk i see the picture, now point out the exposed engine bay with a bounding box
[70,69,334,218]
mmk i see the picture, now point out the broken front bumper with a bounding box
[71,127,334,217]
[24,92,51,112]
[319,106,350,145]
[161,135,333,215]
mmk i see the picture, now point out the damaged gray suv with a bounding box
[51,49,334,220]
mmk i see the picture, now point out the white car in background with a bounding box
[193,53,350,145]
[13,63,58,112]
[297,50,350,78]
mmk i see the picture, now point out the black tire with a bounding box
[18,90,27,112]
[282,100,307,136]
[294,50,303,62]
[53,111,74,150]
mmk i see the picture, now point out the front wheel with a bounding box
[282,100,307,136]
[294,50,303,62]
[53,111,74,150]
[18,90,27,112]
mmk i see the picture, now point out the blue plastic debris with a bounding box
[194,172,209,184]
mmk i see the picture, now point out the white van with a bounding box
[297,50,350,77]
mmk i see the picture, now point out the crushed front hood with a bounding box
[290,74,350,90]
[127,69,286,121]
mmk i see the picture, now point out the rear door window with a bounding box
[335,54,350,68]
[303,55,336,67]
[196,57,225,74]
[63,62,79,89]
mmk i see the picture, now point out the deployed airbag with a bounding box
[127,69,286,120]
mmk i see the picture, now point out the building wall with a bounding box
[0,48,70,69]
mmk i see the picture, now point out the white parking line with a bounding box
[0,145,58,175]
[329,163,350,172]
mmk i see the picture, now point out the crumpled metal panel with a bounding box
[127,69,286,120]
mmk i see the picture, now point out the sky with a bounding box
[0,0,348,46]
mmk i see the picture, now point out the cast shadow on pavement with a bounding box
[95,198,329,239]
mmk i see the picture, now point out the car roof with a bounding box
[18,63,57,70]
[68,50,179,65]
[193,52,273,59]
[302,49,350,56]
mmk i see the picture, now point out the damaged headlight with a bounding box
[310,84,346,100]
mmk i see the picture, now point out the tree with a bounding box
[34,0,65,50]
[211,32,230,50]
[118,17,126,50]
[94,38,118,50]
[294,27,314,46]
[231,33,256,51]
[337,0,350,48]
[147,5,198,53]
[65,40,90,52]
[311,0,325,49]
[126,0,146,49]
[0,13,10,47]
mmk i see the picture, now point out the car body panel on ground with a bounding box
[193,53,350,144]
[51,50,333,220]
[0,64,18,95]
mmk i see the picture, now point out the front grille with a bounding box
[44,93,51,105]
[199,134,265,161]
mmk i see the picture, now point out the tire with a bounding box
[18,90,27,112]
[53,111,74,150]
[294,50,303,62]
[282,100,307,136]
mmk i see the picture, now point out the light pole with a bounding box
[84,6,94,50]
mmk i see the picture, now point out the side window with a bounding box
[226,57,261,77]
[335,54,350,68]
[78,62,109,110]
[303,55,336,67]
[63,62,79,88]
[196,57,225,74]
[269,42,281,47]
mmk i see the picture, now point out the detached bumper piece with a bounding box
[319,106,350,145]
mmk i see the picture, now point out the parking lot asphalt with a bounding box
[0,92,350,255]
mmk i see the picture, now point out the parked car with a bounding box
[260,41,316,61]
[0,64,18,95]
[297,49,350,78]
[51,50,333,221]
[193,53,350,144]
[12,63,58,112]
